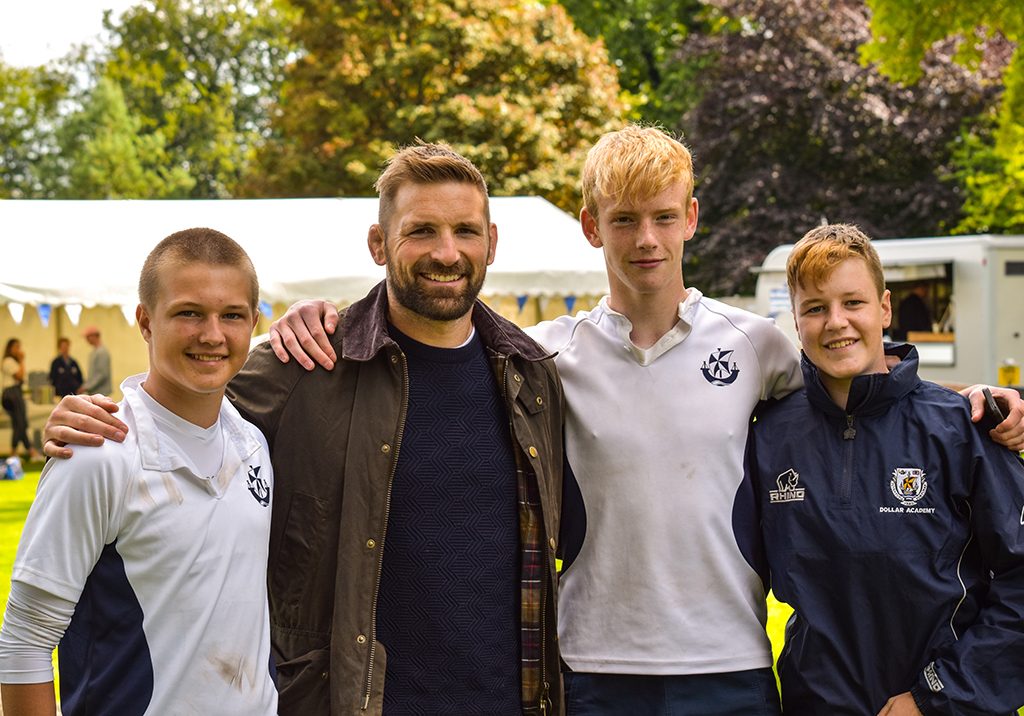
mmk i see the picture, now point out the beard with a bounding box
[385,254,487,322]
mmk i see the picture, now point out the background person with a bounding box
[48,337,83,398]
[78,327,111,396]
[894,282,933,340]
[2,339,40,461]
[0,228,278,716]
[739,224,1024,715]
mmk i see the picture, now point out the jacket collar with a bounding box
[340,281,551,362]
[802,342,921,416]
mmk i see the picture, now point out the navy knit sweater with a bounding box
[377,326,520,715]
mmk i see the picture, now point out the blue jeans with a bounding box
[563,668,781,716]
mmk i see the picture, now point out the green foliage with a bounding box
[673,0,999,294]
[53,78,195,198]
[554,0,706,124]
[95,0,295,197]
[0,62,69,198]
[2,0,293,200]
[861,0,1020,81]
[251,0,627,211]
[951,107,1024,233]
[863,0,1024,234]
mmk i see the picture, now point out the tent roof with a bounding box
[0,197,608,307]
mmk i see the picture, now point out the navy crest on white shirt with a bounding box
[246,465,270,507]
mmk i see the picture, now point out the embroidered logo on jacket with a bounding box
[246,465,270,507]
[700,348,740,386]
[769,469,805,503]
[923,662,944,692]
[890,467,927,506]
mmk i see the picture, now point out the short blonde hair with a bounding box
[786,224,885,299]
[582,125,694,217]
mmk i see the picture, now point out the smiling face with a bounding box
[138,260,257,427]
[368,181,496,342]
[583,180,698,310]
[793,256,892,407]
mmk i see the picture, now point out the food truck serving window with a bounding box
[884,262,954,367]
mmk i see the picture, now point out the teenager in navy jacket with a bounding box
[738,224,1024,715]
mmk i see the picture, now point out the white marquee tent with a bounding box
[0,197,608,310]
[0,196,609,437]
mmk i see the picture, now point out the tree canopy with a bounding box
[863,0,1024,233]
[674,0,1000,294]
[4,0,1018,265]
[0,62,69,198]
[249,0,627,211]
[554,0,706,124]
[96,0,295,197]
[53,78,195,198]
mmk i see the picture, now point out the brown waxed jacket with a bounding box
[227,282,565,716]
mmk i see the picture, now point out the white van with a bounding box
[753,235,1024,387]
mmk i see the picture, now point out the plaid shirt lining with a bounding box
[518,464,546,709]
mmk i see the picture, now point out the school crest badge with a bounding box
[247,465,271,507]
[890,467,927,506]
[700,348,740,386]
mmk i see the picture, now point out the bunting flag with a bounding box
[38,304,52,328]
[7,303,24,324]
[120,304,137,326]
[258,300,273,319]
[516,295,529,313]
[64,304,83,326]
[564,295,577,315]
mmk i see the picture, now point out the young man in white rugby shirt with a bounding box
[0,228,277,716]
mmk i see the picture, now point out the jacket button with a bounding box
[356,634,367,644]
[321,671,328,680]
[513,374,522,383]
[366,539,376,549]
[535,396,544,406]
[528,446,538,458]
[390,355,399,364]
[381,443,391,454]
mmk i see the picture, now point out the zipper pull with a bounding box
[843,415,856,440]
[539,681,551,715]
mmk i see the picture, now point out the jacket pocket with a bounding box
[270,492,329,627]
[275,645,330,716]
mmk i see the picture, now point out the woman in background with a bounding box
[2,339,41,461]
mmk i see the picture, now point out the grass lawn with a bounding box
[0,464,46,613]
[0,465,1020,713]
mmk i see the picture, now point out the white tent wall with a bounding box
[0,304,151,450]
[0,198,608,440]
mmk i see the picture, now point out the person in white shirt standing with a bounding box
[0,228,278,716]
[79,327,111,397]
[527,125,796,714]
